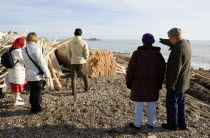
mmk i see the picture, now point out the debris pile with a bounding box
[0,31,74,91]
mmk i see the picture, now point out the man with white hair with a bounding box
[160,28,191,130]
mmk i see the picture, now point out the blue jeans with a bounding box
[166,92,186,126]
[133,102,156,127]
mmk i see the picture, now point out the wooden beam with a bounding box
[44,37,74,58]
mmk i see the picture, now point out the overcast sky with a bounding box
[0,0,209,40]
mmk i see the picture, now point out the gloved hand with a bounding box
[159,38,173,47]
[167,86,177,94]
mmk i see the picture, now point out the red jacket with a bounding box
[126,46,166,102]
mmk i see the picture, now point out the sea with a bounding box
[60,39,210,70]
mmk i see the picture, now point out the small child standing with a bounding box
[7,38,27,106]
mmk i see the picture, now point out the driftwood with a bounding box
[48,58,62,89]
[191,70,210,81]
[45,37,74,58]
[0,31,27,47]
[0,31,74,92]
[117,64,126,74]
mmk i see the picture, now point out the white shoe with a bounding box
[18,96,23,101]
[13,101,24,106]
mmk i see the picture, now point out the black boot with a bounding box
[0,92,4,99]
[129,123,141,130]
[162,123,177,130]
[0,89,4,99]
[178,124,188,130]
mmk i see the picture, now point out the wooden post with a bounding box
[48,58,62,89]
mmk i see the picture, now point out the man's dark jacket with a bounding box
[126,45,166,102]
[166,39,191,94]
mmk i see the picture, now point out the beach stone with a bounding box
[148,135,157,138]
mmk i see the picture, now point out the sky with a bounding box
[0,0,210,40]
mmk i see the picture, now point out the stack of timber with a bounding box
[56,47,117,78]
[87,49,117,78]
[0,31,74,91]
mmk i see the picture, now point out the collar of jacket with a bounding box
[27,42,37,45]
[169,39,188,51]
[169,46,173,51]
[137,45,161,51]
[75,36,82,39]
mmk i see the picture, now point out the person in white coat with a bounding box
[22,32,50,114]
[7,37,27,106]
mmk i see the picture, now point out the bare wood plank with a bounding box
[0,30,27,47]
[45,37,74,58]
[48,58,62,89]
[49,52,64,77]
[0,83,6,88]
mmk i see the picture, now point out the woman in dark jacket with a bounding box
[126,33,166,129]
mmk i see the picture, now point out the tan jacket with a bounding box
[67,36,89,64]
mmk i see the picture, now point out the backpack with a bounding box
[1,48,19,68]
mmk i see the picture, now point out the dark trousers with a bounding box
[166,92,186,126]
[28,80,44,112]
[71,64,89,94]
[0,88,4,99]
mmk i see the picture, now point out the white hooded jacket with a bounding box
[7,48,25,84]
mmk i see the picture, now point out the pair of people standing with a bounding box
[7,33,50,114]
[127,28,191,130]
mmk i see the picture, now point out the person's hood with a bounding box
[136,46,161,56]
[137,45,160,51]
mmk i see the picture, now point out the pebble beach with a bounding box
[0,55,209,138]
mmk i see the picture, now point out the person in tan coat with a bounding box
[67,28,90,98]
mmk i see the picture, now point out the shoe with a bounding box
[148,124,154,129]
[13,101,24,106]
[178,124,188,130]
[31,108,43,114]
[73,94,77,104]
[0,93,4,99]
[72,91,76,95]
[129,123,141,130]
[18,96,23,101]
[31,110,43,114]
[85,85,92,92]
[162,123,177,130]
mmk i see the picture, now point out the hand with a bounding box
[159,38,172,47]
[167,87,176,94]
